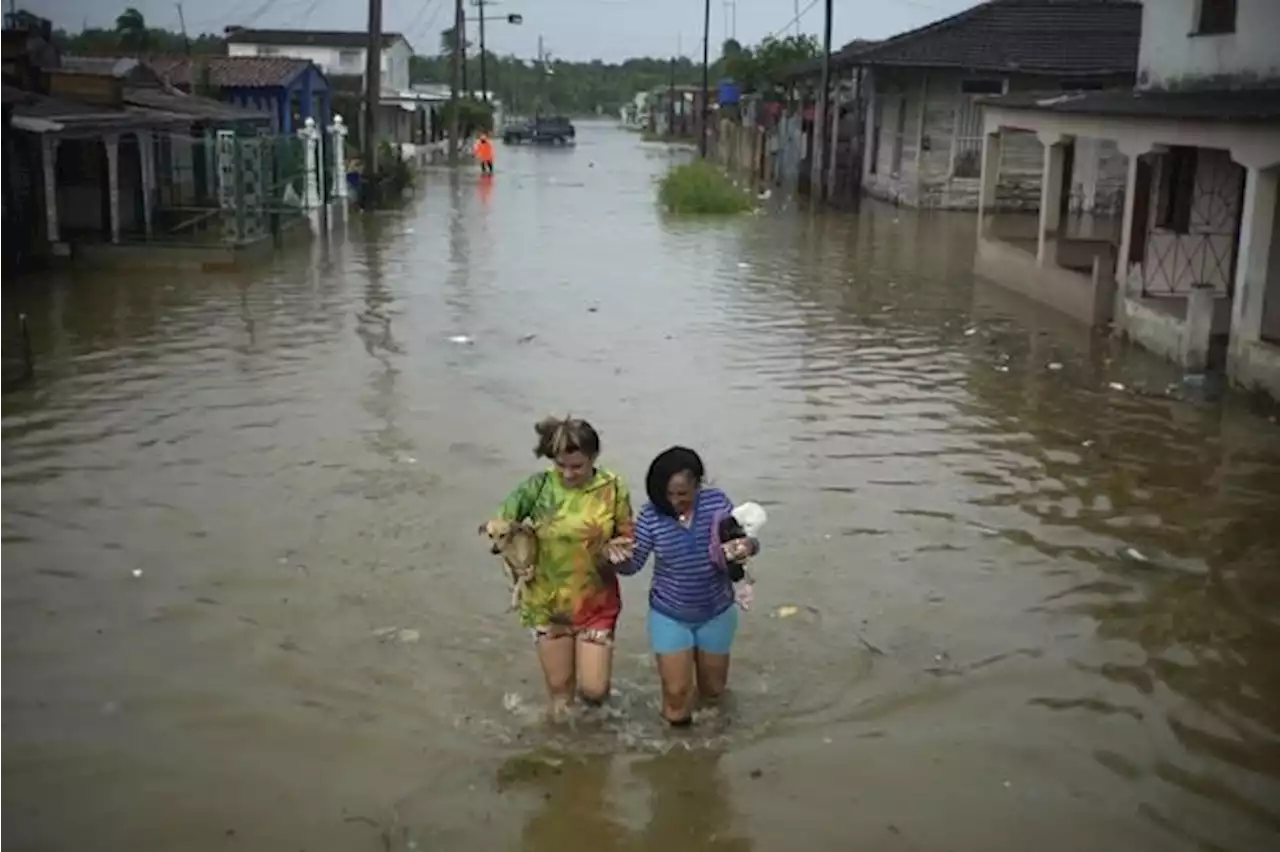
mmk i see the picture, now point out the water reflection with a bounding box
[500,749,748,852]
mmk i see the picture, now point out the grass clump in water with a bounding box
[658,160,753,215]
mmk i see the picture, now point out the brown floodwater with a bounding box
[4,122,1280,852]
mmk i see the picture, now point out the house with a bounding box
[976,0,1280,398]
[223,28,413,93]
[839,0,1142,211]
[145,55,331,134]
[58,55,276,218]
[647,85,708,138]
[222,28,419,146]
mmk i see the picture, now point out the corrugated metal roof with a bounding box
[122,87,271,123]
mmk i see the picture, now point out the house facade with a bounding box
[976,0,1280,398]
[850,0,1141,212]
[223,28,421,148]
[224,28,413,94]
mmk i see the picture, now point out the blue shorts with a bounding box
[647,605,739,656]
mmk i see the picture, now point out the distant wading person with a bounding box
[617,447,758,725]
[488,417,634,718]
[474,133,495,174]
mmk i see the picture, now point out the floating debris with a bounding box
[1108,382,1126,391]
[448,335,474,345]
[738,262,752,269]
[775,605,799,619]
[964,327,978,337]
[131,569,143,578]
[1047,362,1063,371]
[373,626,420,644]
[1120,547,1149,563]
[517,333,537,344]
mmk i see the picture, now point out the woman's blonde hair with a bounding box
[533,415,601,460]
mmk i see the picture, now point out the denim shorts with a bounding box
[647,605,739,656]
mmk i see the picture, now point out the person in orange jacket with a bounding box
[473,133,495,174]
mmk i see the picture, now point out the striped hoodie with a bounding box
[619,487,756,623]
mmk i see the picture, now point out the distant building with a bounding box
[224,28,414,94]
[223,28,425,147]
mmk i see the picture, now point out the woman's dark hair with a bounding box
[533,415,600,460]
[645,446,704,516]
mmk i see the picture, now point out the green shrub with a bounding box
[658,159,753,215]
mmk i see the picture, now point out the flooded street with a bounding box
[5,122,1280,851]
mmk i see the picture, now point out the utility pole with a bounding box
[363,0,383,202]
[460,7,469,94]
[811,0,833,202]
[699,0,710,157]
[449,0,463,163]
[536,34,544,119]
[477,0,488,103]
[175,3,191,56]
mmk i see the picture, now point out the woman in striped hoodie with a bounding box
[618,446,759,725]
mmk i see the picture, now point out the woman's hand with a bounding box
[603,537,634,565]
[723,538,752,563]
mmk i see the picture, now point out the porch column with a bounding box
[41,136,60,243]
[297,117,320,209]
[976,130,1001,239]
[329,114,349,200]
[136,130,154,238]
[104,133,121,244]
[1115,151,1140,290]
[1229,165,1279,347]
[1037,131,1067,267]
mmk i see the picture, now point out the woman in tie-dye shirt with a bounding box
[491,417,634,715]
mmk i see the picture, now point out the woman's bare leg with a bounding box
[536,634,576,719]
[694,650,731,705]
[655,650,697,723]
[575,634,615,704]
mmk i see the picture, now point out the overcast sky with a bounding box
[34,0,981,62]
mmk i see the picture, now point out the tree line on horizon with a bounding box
[49,7,820,115]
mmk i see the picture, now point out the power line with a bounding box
[767,0,818,41]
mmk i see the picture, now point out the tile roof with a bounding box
[222,28,408,50]
[146,55,312,89]
[122,87,272,123]
[839,0,1142,78]
[983,87,1280,124]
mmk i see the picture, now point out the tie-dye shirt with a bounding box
[498,466,635,630]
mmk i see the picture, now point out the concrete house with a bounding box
[224,28,413,93]
[223,28,423,146]
[852,0,1141,211]
[977,0,1280,398]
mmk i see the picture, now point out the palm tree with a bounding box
[114,7,149,54]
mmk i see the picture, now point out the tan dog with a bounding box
[479,519,539,612]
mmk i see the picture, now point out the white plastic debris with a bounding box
[964,327,978,337]
[131,569,143,578]
[1108,382,1126,391]
[1123,547,1149,563]
[1048,362,1063,371]
[738,262,751,269]
[448,335,474,345]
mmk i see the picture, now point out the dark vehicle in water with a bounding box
[502,116,576,145]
